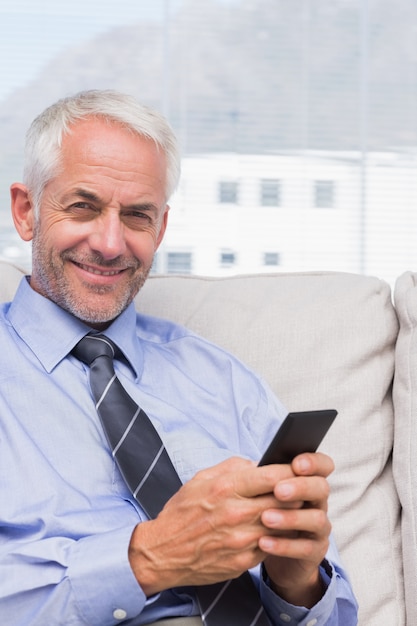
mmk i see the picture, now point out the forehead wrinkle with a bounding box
[72,188,101,202]
[57,187,103,207]
[65,133,160,184]
[53,120,168,206]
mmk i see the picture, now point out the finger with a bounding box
[261,506,331,538]
[237,464,296,499]
[191,457,296,500]
[258,531,330,561]
[193,456,255,481]
[174,465,287,529]
[274,475,330,508]
[206,462,295,500]
[291,452,335,478]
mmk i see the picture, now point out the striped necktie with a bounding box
[72,334,272,626]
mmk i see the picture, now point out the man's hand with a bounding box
[128,457,293,595]
[128,452,334,607]
[260,452,334,607]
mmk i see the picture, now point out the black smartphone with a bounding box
[258,409,337,465]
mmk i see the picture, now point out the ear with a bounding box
[10,183,35,242]
[155,205,169,249]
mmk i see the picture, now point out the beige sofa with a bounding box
[1,259,416,625]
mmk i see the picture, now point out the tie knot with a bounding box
[72,334,116,366]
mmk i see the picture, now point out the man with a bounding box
[0,90,358,624]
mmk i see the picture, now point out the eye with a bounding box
[122,209,153,230]
[67,202,99,220]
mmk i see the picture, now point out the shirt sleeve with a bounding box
[1,525,146,625]
[68,525,146,624]
[258,540,358,625]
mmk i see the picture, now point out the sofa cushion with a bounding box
[0,259,27,300]
[137,271,402,626]
[394,271,417,626]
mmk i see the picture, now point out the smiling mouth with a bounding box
[76,262,125,277]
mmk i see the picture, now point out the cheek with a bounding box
[128,224,164,254]
[35,220,90,257]
[129,235,159,261]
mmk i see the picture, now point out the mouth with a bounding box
[76,262,125,277]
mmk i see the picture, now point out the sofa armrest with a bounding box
[394,271,417,626]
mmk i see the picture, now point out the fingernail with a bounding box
[276,482,293,497]
[263,510,282,524]
[297,457,310,472]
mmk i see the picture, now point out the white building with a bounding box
[155,150,417,286]
[2,150,417,287]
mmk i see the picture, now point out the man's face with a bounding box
[23,118,169,328]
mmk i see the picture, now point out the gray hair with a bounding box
[23,89,181,210]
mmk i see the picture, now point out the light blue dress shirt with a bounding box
[0,277,357,625]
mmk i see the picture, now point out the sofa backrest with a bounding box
[136,271,402,626]
[0,261,404,625]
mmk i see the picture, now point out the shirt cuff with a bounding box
[259,559,336,625]
[68,525,145,625]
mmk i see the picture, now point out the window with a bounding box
[261,179,281,207]
[166,252,192,274]
[220,250,236,267]
[1,1,417,284]
[150,252,160,274]
[263,252,280,267]
[314,180,335,209]
[219,181,238,204]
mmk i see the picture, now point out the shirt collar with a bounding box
[8,276,143,379]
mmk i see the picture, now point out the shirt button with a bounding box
[279,614,291,623]
[113,609,127,620]
[306,620,318,626]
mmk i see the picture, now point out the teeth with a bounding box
[80,264,120,276]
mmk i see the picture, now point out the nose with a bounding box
[88,211,127,260]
